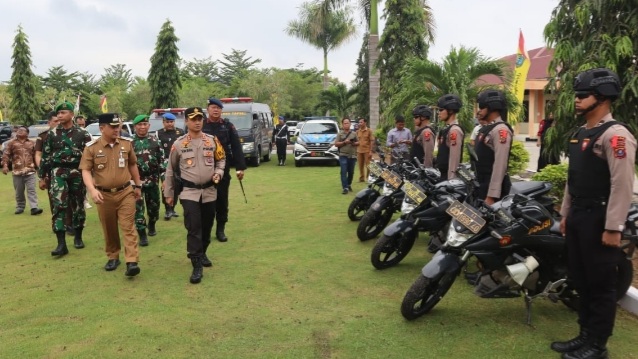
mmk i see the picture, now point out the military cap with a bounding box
[161,113,176,121]
[97,113,122,126]
[132,114,149,125]
[55,101,74,112]
[278,115,285,121]
[207,97,224,109]
[185,107,205,119]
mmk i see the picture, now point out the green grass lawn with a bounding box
[0,156,636,358]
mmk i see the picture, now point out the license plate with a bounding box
[310,152,324,157]
[380,169,402,189]
[368,161,383,177]
[445,200,486,234]
[402,181,427,205]
[456,166,473,184]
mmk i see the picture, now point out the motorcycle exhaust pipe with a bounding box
[506,256,540,286]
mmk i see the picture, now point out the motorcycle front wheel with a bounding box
[401,272,458,320]
[371,232,417,270]
[357,204,394,241]
[347,197,368,221]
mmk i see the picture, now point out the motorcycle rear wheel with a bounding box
[401,272,458,320]
[347,197,367,221]
[371,232,417,270]
[357,205,394,241]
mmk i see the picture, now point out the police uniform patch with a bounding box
[449,131,457,146]
[498,129,508,144]
[611,135,626,159]
[423,131,431,141]
[581,138,590,151]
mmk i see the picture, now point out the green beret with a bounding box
[132,114,149,125]
[54,101,74,113]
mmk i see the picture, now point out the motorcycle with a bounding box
[400,177,637,324]
[347,160,386,221]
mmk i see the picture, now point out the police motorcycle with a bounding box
[356,156,439,241]
[371,164,556,270]
[400,167,637,324]
[347,151,387,221]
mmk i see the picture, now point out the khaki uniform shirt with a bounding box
[79,137,137,188]
[442,121,464,179]
[560,114,637,231]
[2,138,36,176]
[356,127,375,154]
[416,126,436,168]
[482,117,512,199]
[164,134,226,203]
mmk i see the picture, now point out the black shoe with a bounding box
[342,188,348,195]
[216,222,228,242]
[561,341,608,359]
[190,257,203,284]
[148,221,157,236]
[73,228,85,249]
[65,225,75,236]
[104,259,120,271]
[552,330,590,353]
[138,229,149,247]
[201,254,213,267]
[51,231,69,256]
[30,208,43,215]
[348,186,353,192]
[15,209,24,214]
[164,211,172,221]
[125,262,141,277]
[171,210,179,218]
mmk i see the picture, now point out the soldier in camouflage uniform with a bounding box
[156,112,184,220]
[38,101,92,256]
[131,115,162,246]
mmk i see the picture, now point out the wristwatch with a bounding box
[133,184,142,189]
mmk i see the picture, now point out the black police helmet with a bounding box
[573,68,621,100]
[477,90,507,111]
[437,94,462,112]
[412,105,432,119]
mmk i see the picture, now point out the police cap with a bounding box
[98,113,122,126]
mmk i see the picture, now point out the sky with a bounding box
[0,0,559,86]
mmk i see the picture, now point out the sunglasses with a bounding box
[575,92,592,99]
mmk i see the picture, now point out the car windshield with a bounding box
[224,112,253,130]
[287,121,298,127]
[302,122,338,135]
[85,123,101,136]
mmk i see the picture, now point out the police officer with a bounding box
[473,90,513,205]
[157,112,184,220]
[80,113,143,277]
[132,114,163,245]
[272,115,289,166]
[411,105,435,167]
[38,101,91,256]
[551,68,637,359]
[202,97,247,242]
[436,94,465,181]
[164,107,226,284]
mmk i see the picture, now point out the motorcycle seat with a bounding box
[509,181,550,196]
[549,221,562,235]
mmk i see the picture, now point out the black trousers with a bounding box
[214,167,231,224]
[181,197,216,258]
[565,205,621,339]
[276,139,287,163]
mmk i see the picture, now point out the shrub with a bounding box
[531,163,568,202]
[508,140,530,175]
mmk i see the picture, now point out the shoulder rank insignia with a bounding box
[498,129,508,144]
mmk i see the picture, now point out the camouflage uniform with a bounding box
[133,134,162,230]
[157,127,185,217]
[38,125,91,232]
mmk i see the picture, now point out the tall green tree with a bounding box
[286,2,357,89]
[148,20,181,109]
[218,49,262,86]
[315,82,357,117]
[100,64,134,91]
[385,46,508,132]
[180,56,219,82]
[41,66,80,94]
[544,0,638,157]
[9,25,40,125]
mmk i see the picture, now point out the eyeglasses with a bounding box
[575,92,592,99]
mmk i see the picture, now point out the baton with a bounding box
[239,178,248,204]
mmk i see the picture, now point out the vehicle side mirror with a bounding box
[253,114,258,120]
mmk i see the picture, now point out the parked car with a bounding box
[293,119,340,167]
[148,108,187,133]
[85,123,102,141]
[0,126,12,143]
[286,120,299,137]
[293,121,305,137]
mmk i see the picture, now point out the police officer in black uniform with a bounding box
[272,115,289,166]
[551,68,636,359]
[157,113,185,220]
[410,105,434,167]
[473,90,513,205]
[436,94,465,181]
[202,97,247,242]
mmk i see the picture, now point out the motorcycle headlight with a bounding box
[401,200,417,214]
[445,225,474,247]
[367,174,378,184]
[382,183,394,195]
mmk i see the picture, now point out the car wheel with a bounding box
[295,160,302,167]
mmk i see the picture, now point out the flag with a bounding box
[510,30,530,120]
[73,94,81,113]
[100,95,108,113]
[0,110,3,121]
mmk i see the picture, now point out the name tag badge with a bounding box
[119,158,125,168]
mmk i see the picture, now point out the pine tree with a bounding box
[148,20,181,109]
[9,25,40,125]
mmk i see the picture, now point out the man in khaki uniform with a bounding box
[355,118,374,182]
[411,105,435,167]
[436,94,465,181]
[164,107,226,284]
[80,113,143,277]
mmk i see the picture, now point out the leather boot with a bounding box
[201,253,213,267]
[138,229,149,247]
[551,329,589,353]
[164,206,172,221]
[73,228,85,249]
[190,257,203,284]
[148,220,157,236]
[561,337,608,359]
[51,231,69,256]
[216,222,228,242]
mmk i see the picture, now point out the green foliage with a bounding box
[148,20,181,109]
[100,64,134,91]
[179,77,227,108]
[532,163,568,202]
[544,0,638,158]
[508,140,530,175]
[9,25,40,125]
[218,49,262,88]
[351,33,370,120]
[315,83,357,118]
[179,56,219,82]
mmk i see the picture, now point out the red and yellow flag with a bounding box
[510,30,530,120]
[100,95,108,113]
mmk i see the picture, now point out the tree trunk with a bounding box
[368,0,380,131]
[323,48,329,90]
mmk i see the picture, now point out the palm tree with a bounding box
[315,82,357,118]
[319,0,435,131]
[385,46,509,132]
[286,2,357,90]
